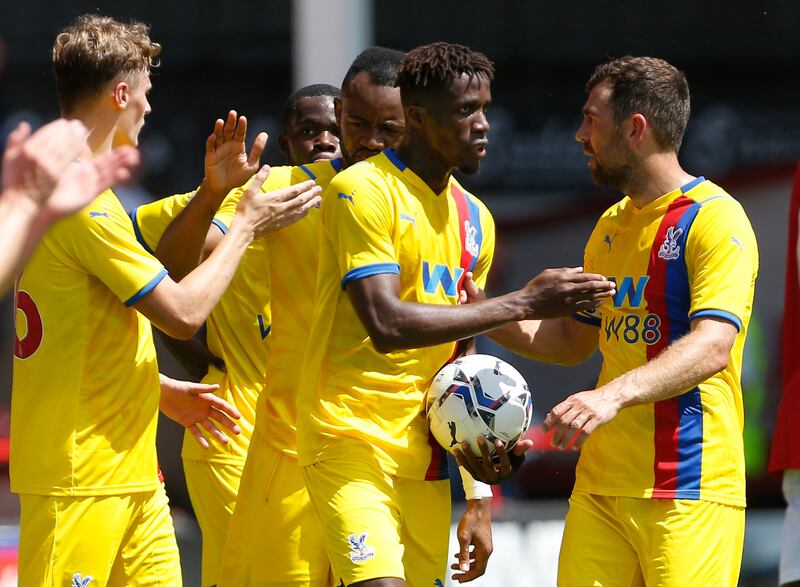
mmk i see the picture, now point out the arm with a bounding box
[156,326,224,380]
[133,166,321,339]
[346,267,613,354]
[0,119,138,292]
[544,317,738,450]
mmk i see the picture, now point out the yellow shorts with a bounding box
[558,491,745,587]
[302,454,451,587]
[18,485,181,587]
[183,458,244,587]
[218,441,331,586]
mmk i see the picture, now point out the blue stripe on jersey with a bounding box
[664,199,704,498]
[331,158,344,172]
[464,192,483,272]
[299,164,317,180]
[384,148,407,171]
[211,218,229,234]
[680,176,705,193]
[571,312,602,327]
[341,262,400,290]
[129,208,155,255]
[688,309,742,331]
[124,268,168,307]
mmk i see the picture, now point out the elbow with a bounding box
[163,314,204,340]
[707,344,730,375]
[369,329,403,354]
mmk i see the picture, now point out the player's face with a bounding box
[338,71,405,164]
[424,73,491,175]
[114,71,151,148]
[575,81,635,189]
[279,95,341,165]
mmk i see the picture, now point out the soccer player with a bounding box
[278,83,342,165]
[465,56,758,586]
[295,42,615,587]
[0,118,138,293]
[769,163,800,587]
[10,15,319,586]
[217,46,407,587]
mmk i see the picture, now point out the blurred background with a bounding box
[1,0,799,584]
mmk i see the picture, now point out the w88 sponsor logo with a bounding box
[603,312,661,345]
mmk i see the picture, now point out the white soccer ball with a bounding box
[426,354,533,457]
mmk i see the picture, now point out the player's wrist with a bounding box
[197,177,230,206]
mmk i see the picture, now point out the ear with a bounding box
[277,132,289,158]
[334,96,342,126]
[405,104,425,130]
[628,113,647,147]
[112,81,130,110]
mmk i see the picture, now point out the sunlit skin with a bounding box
[337,71,405,165]
[278,95,341,165]
[113,71,152,148]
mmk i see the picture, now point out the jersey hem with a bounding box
[10,479,162,496]
[340,262,400,289]
[572,483,746,508]
[129,207,156,254]
[688,308,742,331]
[124,268,168,307]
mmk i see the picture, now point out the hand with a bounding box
[453,436,533,485]
[235,165,322,238]
[518,267,615,320]
[158,374,241,448]
[204,110,268,195]
[450,497,493,582]
[458,271,486,305]
[542,386,621,450]
[2,119,139,219]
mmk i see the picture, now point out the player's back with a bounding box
[12,189,165,496]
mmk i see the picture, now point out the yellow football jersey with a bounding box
[573,178,758,507]
[296,149,496,481]
[12,189,166,495]
[130,190,269,463]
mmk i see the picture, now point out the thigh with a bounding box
[395,478,451,587]
[780,469,800,585]
[628,498,744,587]
[114,486,182,587]
[18,493,130,587]
[184,458,243,586]
[558,492,644,587]
[219,442,331,586]
[303,457,404,587]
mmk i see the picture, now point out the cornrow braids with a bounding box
[395,42,494,97]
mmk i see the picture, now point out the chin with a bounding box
[458,161,481,176]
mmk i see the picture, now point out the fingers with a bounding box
[88,147,141,190]
[205,131,217,157]
[200,418,231,444]
[4,120,32,154]
[512,438,534,456]
[222,110,237,143]
[186,383,221,396]
[244,165,272,195]
[212,118,224,151]
[457,532,471,574]
[202,394,242,421]
[248,131,268,168]
[189,424,210,449]
[267,179,318,202]
[233,114,247,144]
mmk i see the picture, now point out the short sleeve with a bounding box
[62,191,167,305]
[129,191,195,253]
[686,198,759,331]
[320,168,398,289]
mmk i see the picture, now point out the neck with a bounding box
[64,101,119,157]
[625,151,695,208]
[395,135,452,194]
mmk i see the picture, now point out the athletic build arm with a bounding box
[544,317,737,450]
[346,267,615,354]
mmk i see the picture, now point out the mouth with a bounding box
[311,152,336,162]
[470,140,489,158]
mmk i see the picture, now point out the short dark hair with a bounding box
[53,14,160,114]
[395,42,494,107]
[586,56,690,152]
[342,46,405,88]
[282,83,341,127]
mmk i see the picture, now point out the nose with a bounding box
[474,110,490,134]
[314,130,338,152]
[361,127,385,150]
[575,119,589,143]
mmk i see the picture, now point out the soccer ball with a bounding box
[426,354,533,457]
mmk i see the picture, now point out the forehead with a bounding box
[448,72,491,97]
[341,71,402,116]
[290,95,336,119]
[584,80,613,113]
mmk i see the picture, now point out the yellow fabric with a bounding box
[130,191,268,463]
[218,442,332,587]
[18,486,181,586]
[576,179,758,507]
[559,491,745,587]
[302,453,451,586]
[11,189,166,496]
[183,459,244,587]
[296,150,495,480]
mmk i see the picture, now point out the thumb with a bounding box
[187,383,220,396]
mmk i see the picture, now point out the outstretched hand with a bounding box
[204,110,268,195]
[158,374,242,448]
[2,119,139,219]
[519,267,615,320]
[451,498,493,583]
[543,386,621,450]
